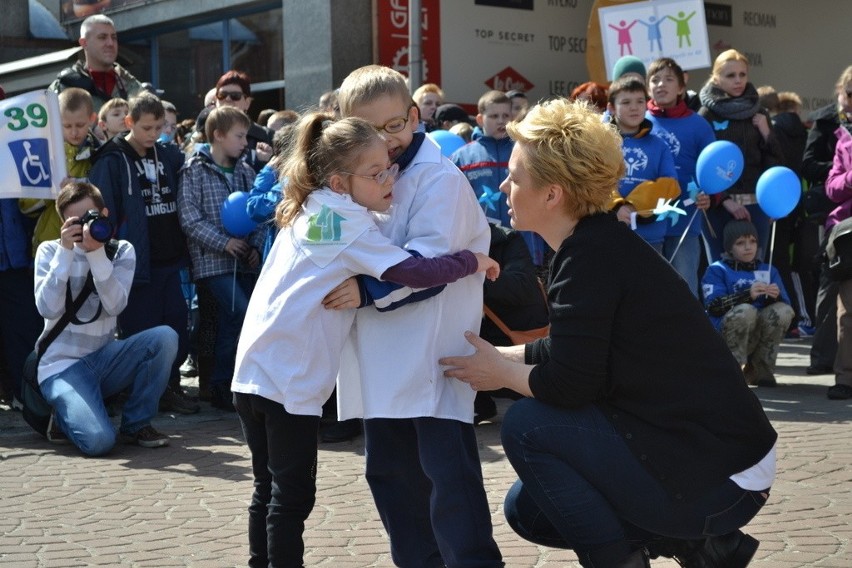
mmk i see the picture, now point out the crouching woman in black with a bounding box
[441,99,776,568]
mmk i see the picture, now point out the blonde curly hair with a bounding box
[506,98,624,220]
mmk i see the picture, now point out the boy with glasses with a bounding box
[333,65,504,568]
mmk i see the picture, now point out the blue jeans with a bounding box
[199,272,256,386]
[364,418,504,568]
[501,399,769,566]
[40,326,177,456]
[234,393,320,568]
[663,233,701,297]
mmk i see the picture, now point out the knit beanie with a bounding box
[723,219,758,252]
[612,56,646,81]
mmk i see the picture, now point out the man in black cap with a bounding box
[434,104,473,130]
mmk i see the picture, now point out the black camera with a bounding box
[74,209,113,243]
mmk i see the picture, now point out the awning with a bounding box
[30,0,70,40]
[0,46,83,96]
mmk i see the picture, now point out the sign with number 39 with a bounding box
[0,90,67,199]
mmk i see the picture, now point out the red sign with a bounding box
[377,0,442,87]
[483,67,534,92]
[60,0,146,23]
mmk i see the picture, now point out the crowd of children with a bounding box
[3,23,852,563]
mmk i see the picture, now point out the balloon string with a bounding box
[767,220,776,276]
[702,209,717,239]
[668,209,700,263]
[232,258,237,312]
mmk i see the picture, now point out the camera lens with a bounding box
[88,218,113,243]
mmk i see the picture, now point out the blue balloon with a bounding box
[428,130,467,158]
[221,191,257,238]
[756,166,801,219]
[695,140,744,195]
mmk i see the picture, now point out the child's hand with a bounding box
[473,252,500,281]
[616,204,634,225]
[224,238,250,259]
[245,248,260,269]
[764,283,781,299]
[255,142,273,163]
[722,200,751,220]
[322,277,360,310]
[750,281,768,299]
[695,192,711,211]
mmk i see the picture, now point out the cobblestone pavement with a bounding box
[1,339,850,567]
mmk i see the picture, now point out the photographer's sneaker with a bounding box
[121,425,170,448]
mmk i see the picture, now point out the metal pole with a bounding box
[408,0,422,92]
[222,19,231,72]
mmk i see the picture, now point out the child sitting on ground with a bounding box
[702,220,795,387]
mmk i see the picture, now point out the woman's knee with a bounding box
[500,397,540,452]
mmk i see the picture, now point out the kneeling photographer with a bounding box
[32,181,177,456]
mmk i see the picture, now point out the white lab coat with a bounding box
[337,136,490,422]
[231,189,411,416]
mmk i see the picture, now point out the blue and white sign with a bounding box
[0,90,67,199]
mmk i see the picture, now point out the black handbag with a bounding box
[826,218,852,281]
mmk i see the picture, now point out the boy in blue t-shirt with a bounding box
[452,90,546,265]
[608,77,680,251]
[702,220,794,387]
[646,57,716,295]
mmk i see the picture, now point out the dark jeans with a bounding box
[364,417,504,568]
[501,399,769,567]
[0,267,42,399]
[119,261,188,388]
[234,392,320,568]
[811,260,839,368]
[200,272,256,386]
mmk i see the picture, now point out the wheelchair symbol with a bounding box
[8,138,53,188]
[21,141,50,185]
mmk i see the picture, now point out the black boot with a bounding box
[698,531,759,567]
[648,530,759,567]
[617,549,651,567]
[210,383,236,412]
[321,418,362,443]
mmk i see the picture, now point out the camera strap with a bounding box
[35,272,97,358]
[34,241,120,358]
[65,272,101,326]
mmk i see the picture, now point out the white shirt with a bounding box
[231,190,411,416]
[338,136,490,422]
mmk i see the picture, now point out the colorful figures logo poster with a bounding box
[598,0,710,80]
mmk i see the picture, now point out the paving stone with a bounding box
[1,338,850,566]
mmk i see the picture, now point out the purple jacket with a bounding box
[825,126,852,230]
